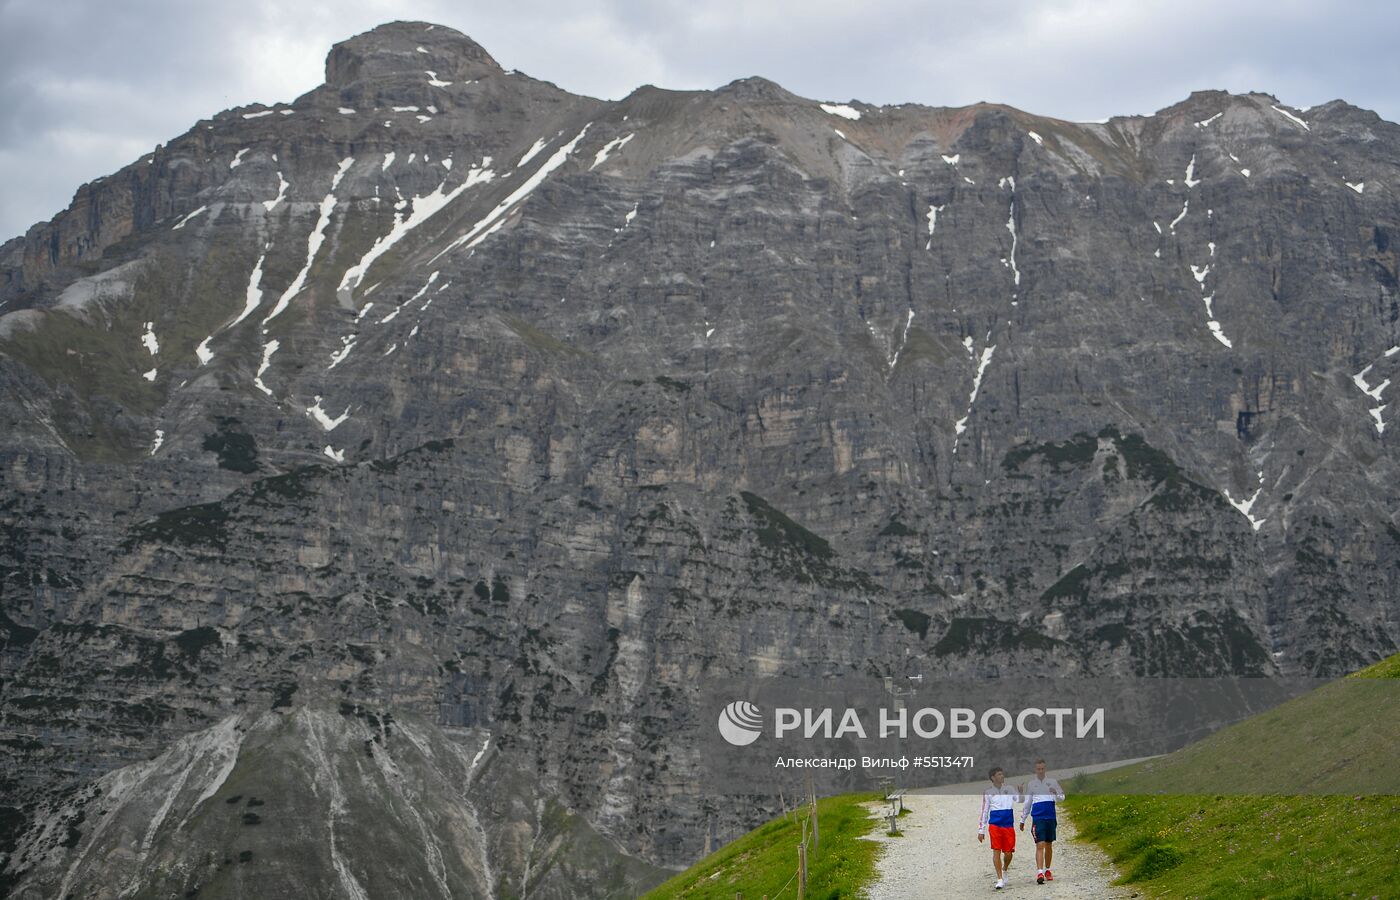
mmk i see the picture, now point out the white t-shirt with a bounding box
[978,782,1022,833]
[1020,776,1065,822]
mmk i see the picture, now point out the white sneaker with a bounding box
[995,878,1004,890]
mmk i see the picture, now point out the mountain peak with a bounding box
[325,21,502,88]
[714,76,798,103]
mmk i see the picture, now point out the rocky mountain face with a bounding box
[3,18,1400,897]
[5,702,657,899]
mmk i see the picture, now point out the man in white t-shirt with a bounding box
[1019,758,1066,884]
[977,766,1022,890]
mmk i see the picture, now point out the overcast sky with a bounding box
[2,0,1397,240]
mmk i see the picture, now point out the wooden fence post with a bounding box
[797,842,807,900]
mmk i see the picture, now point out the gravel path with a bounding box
[863,770,1141,899]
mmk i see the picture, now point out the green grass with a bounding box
[641,793,884,900]
[1065,652,1400,898]
[1067,793,1400,897]
[1354,653,1400,679]
[1073,654,1400,796]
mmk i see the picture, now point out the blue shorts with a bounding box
[1031,818,1057,843]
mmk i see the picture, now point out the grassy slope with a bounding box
[1064,653,1400,898]
[641,793,883,900]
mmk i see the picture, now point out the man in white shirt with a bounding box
[1019,758,1066,884]
[976,765,1022,890]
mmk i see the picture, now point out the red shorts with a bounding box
[988,824,1016,852]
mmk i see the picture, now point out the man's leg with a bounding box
[993,847,1004,878]
[1035,840,1044,870]
[1044,841,1053,870]
[1003,850,1014,872]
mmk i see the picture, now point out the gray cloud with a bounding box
[3,0,1398,239]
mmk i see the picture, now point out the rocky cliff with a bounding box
[2,19,1399,897]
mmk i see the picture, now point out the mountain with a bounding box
[3,18,1400,897]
